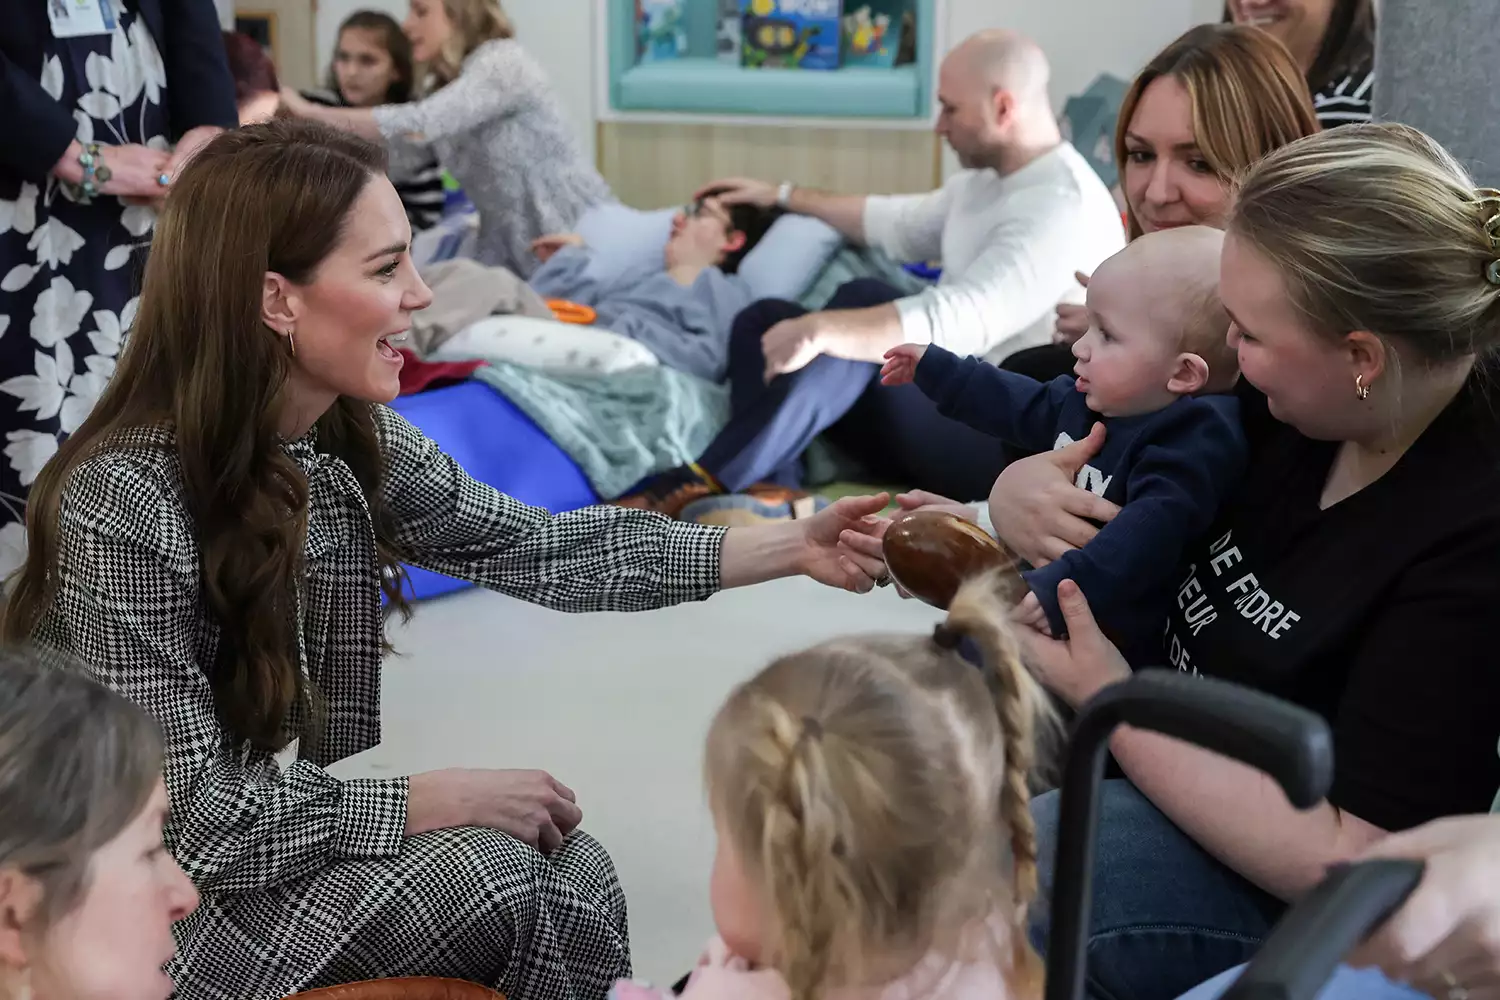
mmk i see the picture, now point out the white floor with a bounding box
[328,577,943,985]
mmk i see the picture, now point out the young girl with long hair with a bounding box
[302,10,446,232]
[620,571,1055,1000]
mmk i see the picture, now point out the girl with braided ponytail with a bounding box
[613,569,1055,1000]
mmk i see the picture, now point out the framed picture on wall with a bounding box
[234,1,317,90]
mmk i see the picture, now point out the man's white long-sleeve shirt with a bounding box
[861,142,1125,364]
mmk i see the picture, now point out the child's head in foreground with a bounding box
[702,572,1056,1000]
[1071,225,1238,417]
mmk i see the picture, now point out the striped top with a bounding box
[1312,63,1375,129]
[300,88,447,232]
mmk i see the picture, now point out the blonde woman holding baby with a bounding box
[280,0,611,277]
[968,124,1500,1000]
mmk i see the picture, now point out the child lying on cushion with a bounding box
[880,226,1244,665]
[612,571,1055,1000]
[527,190,780,383]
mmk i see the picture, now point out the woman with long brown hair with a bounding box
[0,118,887,998]
[301,10,448,234]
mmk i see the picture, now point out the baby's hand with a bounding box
[1013,591,1052,636]
[880,343,927,386]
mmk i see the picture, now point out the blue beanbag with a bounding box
[388,380,599,601]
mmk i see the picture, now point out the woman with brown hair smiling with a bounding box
[0,119,887,999]
[1010,24,1320,391]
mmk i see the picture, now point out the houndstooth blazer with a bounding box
[33,405,726,898]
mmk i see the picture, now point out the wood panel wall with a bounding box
[597,121,943,209]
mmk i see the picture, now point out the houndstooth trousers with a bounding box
[172,828,630,1000]
[34,407,726,1000]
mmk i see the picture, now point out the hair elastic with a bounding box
[932,624,963,650]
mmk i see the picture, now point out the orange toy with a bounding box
[547,299,596,325]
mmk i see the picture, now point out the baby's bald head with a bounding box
[1094,226,1236,384]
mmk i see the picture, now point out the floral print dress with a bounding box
[0,2,166,572]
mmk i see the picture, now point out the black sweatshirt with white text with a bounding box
[1161,375,1500,832]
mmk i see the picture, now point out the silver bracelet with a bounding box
[776,181,795,208]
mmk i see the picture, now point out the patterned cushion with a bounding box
[429,315,660,377]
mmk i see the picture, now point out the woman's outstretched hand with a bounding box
[1015,579,1130,708]
[407,768,582,854]
[798,493,891,593]
[835,490,980,597]
[1347,814,1500,999]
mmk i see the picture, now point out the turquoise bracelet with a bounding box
[75,143,112,204]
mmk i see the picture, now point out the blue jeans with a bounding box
[1030,779,1287,1000]
[1176,964,1424,1000]
[698,279,1010,500]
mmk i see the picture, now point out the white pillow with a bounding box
[737,213,845,301]
[573,203,678,287]
[429,315,660,377]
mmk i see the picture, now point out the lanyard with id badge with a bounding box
[47,0,119,39]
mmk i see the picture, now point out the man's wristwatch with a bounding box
[775,181,795,209]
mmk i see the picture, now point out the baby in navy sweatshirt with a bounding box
[881,226,1245,665]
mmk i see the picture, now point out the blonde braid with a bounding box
[755,698,850,1000]
[944,572,1055,998]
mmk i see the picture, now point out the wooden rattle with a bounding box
[881,509,1025,610]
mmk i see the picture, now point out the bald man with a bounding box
[620,29,1125,514]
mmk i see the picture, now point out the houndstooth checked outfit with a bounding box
[32,405,728,1000]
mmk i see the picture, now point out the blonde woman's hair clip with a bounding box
[1469,190,1500,285]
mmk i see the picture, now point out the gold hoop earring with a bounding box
[286,327,296,358]
[1355,373,1371,401]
